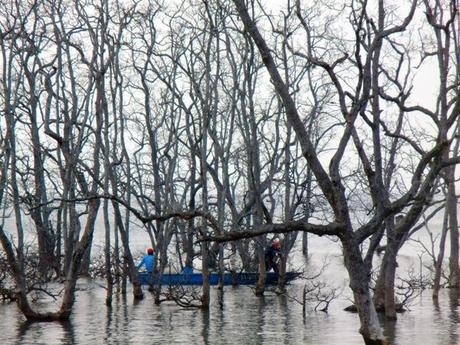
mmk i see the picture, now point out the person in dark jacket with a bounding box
[265,240,281,273]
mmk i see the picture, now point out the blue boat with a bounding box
[138,271,301,286]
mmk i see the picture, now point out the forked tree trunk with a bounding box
[0,198,101,321]
[58,199,100,319]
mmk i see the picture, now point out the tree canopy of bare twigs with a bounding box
[0,1,459,344]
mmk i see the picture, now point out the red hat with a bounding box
[147,247,154,255]
[272,240,281,249]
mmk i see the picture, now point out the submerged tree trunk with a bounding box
[382,244,398,319]
[1,196,101,322]
[373,219,399,319]
[154,238,167,305]
[57,198,101,320]
[254,238,267,296]
[277,251,287,293]
[343,237,385,344]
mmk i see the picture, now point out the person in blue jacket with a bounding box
[137,247,156,273]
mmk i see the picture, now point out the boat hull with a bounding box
[138,271,300,286]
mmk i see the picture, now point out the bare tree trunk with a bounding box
[373,217,400,319]
[113,205,143,300]
[200,115,211,308]
[302,170,313,257]
[80,245,92,277]
[103,197,113,306]
[277,251,287,293]
[382,242,398,319]
[343,238,385,344]
[103,75,113,306]
[231,1,389,341]
[200,84,211,309]
[446,166,460,288]
[254,237,266,296]
[433,210,449,299]
[58,198,101,320]
[23,50,56,277]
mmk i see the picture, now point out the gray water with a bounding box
[1,234,459,345]
[0,281,458,345]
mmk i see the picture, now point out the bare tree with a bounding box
[219,0,460,343]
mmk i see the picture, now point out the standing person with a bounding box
[137,247,156,273]
[138,247,156,292]
[264,240,281,273]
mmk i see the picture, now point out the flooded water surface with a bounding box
[0,237,458,345]
[0,281,458,345]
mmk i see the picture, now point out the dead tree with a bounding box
[222,1,459,343]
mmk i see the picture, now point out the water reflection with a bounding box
[16,320,74,345]
[214,290,225,343]
[381,317,396,345]
[448,289,459,345]
[0,285,459,345]
[201,309,210,345]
